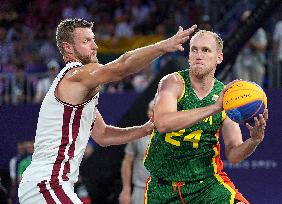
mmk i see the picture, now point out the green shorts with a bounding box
[145,174,249,204]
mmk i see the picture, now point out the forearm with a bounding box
[114,41,166,78]
[226,138,261,164]
[121,159,132,192]
[156,103,220,133]
[99,125,148,146]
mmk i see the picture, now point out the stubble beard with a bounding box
[190,65,213,78]
[73,48,97,65]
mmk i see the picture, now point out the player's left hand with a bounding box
[161,25,197,52]
[245,109,268,144]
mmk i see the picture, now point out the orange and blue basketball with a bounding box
[223,81,267,124]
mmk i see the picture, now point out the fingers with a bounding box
[188,24,197,33]
[178,45,184,51]
[245,122,252,130]
[263,108,268,121]
[181,25,197,37]
[177,26,184,34]
[253,114,266,130]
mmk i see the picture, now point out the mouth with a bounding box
[195,62,204,65]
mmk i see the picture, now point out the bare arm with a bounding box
[222,110,268,164]
[119,153,134,204]
[154,74,222,133]
[91,110,153,147]
[69,25,197,90]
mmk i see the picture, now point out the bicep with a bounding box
[70,61,125,89]
[221,117,243,153]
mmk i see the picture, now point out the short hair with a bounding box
[190,30,223,52]
[56,18,93,54]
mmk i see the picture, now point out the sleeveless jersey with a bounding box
[144,69,226,182]
[21,61,99,185]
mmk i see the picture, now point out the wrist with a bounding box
[156,40,169,54]
[122,187,131,192]
[249,137,262,146]
[211,103,223,115]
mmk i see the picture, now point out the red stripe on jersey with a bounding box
[52,184,74,204]
[50,106,72,185]
[38,180,56,204]
[214,131,223,173]
[62,106,84,181]
[62,160,70,181]
[69,106,84,158]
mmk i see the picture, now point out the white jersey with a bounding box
[21,61,99,185]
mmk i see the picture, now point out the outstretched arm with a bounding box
[222,110,268,164]
[119,153,134,204]
[68,25,197,89]
[91,110,153,147]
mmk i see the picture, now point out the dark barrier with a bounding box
[0,91,138,169]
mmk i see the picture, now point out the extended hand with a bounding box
[246,109,268,144]
[161,25,197,52]
[144,119,154,135]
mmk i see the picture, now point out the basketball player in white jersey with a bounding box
[18,18,197,204]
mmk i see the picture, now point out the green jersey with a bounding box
[144,69,226,182]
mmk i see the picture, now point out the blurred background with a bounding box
[0,0,281,203]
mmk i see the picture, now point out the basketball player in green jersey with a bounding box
[144,30,268,204]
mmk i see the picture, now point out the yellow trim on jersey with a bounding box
[212,146,236,204]
[143,129,155,164]
[176,72,185,102]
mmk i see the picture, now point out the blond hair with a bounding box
[191,30,223,52]
[56,18,93,54]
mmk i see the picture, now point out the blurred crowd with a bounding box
[0,0,281,105]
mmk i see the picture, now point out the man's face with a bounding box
[71,27,98,65]
[188,33,223,77]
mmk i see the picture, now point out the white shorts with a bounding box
[18,180,82,204]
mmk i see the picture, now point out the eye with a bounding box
[203,48,209,52]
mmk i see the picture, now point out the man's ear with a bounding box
[63,42,73,54]
[217,52,223,65]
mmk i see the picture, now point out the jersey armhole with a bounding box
[176,72,186,102]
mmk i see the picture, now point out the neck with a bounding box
[190,73,215,99]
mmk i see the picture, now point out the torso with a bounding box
[144,69,226,182]
[20,61,99,185]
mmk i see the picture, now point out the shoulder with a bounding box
[159,72,183,88]
[157,73,184,98]
[64,63,102,82]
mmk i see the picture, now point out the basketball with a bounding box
[223,81,267,124]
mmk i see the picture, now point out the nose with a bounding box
[92,41,98,50]
[195,51,204,59]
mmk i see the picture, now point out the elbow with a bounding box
[92,134,108,147]
[226,154,242,164]
[155,120,170,134]
[227,158,240,165]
